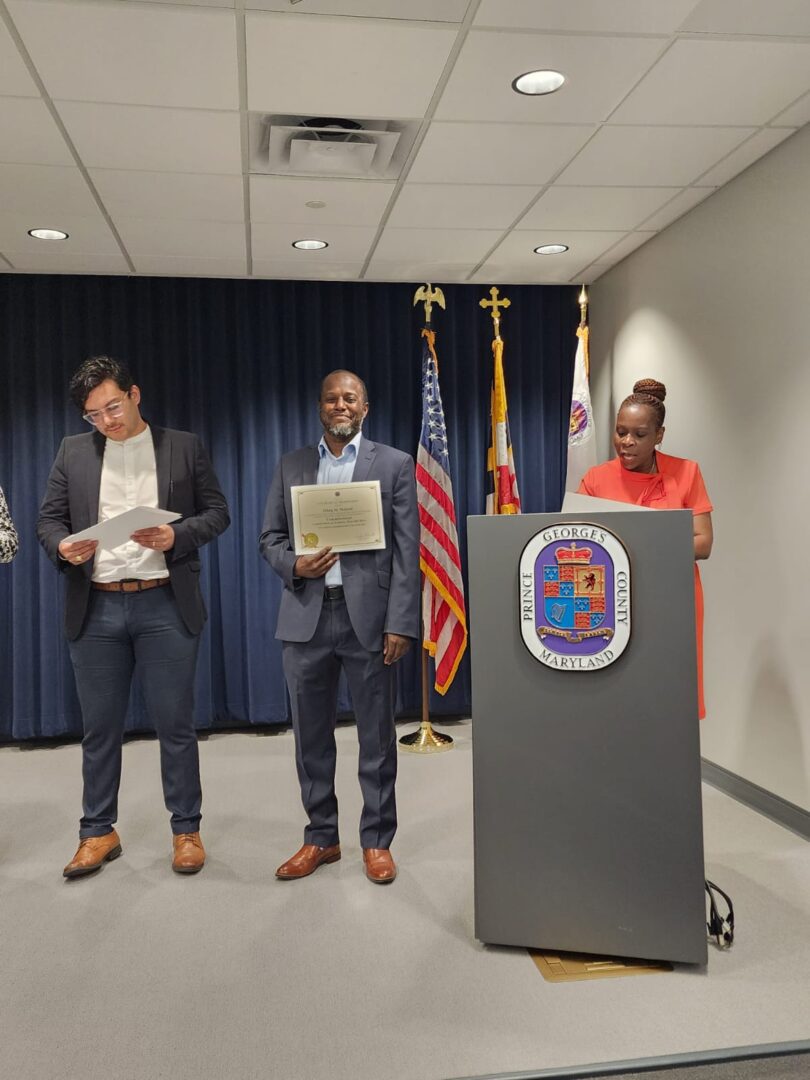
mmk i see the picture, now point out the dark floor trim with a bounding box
[701,759,810,841]
[450,1039,810,1080]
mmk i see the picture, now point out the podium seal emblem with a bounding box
[519,523,630,670]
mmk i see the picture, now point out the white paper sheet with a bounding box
[65,506,181,550]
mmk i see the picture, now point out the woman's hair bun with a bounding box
[633,378,666,402]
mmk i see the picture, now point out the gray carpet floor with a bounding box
[0,721,808,1080]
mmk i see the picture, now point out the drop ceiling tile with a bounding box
[519,186,683,231]
[3,251,129,273]
[364,260,475,283]
[0,19,38,96]
[468,262,574,284]
[246,13,456,117]
[0,211,120,254]
[0,164,99,217]
[57,103,242,173]
[246,0,467,20]
[114,218,245,259]
[91,171,244,223]
[556,125,755,186]
[388,183,537,230]
[680,0,810,35]
[121,0,234,7]
[132,255,247,278]
[0,98,73,166]
[771,92,810,128]
[372,227,502,263]
[250,176,394,226]
[612,39,810,126]
[636,187,716,229]
[436,31,666,124]
[592,231,657,265]
[8,1,238,110]
[252,258,363,280]
[409,122,595,185]
[252,221,377,261]
[696,128,796,186]
[479,229,628,279]
[474,0,700,33]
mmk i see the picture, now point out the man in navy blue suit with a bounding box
[260,370,419,884]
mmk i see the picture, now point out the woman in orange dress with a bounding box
[577,379,713,718]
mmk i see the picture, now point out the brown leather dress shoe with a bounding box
[63,830,122,879]
[276,843,341,879]
[172,832,205,874]
[363,848,397,884]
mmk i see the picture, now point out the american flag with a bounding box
[416,329,467,694]
[485,337,521,514]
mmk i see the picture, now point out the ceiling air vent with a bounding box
[259,115,408,179]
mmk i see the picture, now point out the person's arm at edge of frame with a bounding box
[0,487,19,563]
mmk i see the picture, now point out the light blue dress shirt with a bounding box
[317,431,362,586]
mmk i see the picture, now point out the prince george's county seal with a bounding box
[519,523,631,670]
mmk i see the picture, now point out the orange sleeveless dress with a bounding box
[578,452,713,718]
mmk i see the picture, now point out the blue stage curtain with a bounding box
[0,275,579,740]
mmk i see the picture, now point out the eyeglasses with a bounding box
[82,391,131,426]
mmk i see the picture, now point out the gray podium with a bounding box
[468,510,707,965]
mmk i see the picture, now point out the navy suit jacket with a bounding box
[259,436,420,651]
[37,425,229,640]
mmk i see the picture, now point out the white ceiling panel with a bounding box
[120,0,234,7]
[680,0,810,36]
[114,219,246,259]
[252,258,365,280]
[0,211,120,254]
[250,176,394,226]
[556,125,755,186]
[696,127,795,187]
[519,186,683,231]
[771,91,810,129]
[365,260,477,283]
[91,171,245,223]
[3,250,129,273]
[246,1,467,20]
[409,123,595,185]
[57,103,242,174]
[636,186,716,230]
[436,31,666,124]
[246,13,456,117]
[474,0,701,34]
[590,231,657,267]
[0,98,73,166]
[373,227,502,264]
[388,183,538,230]
[0,164,99,217]
[480,229,631,278]
[132,255,247,278]
[251,221,377,261]
[612,39,810,126]
[7,0,238,110]
[0,19,38,96]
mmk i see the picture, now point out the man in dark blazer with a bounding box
[37,356,229,878]
[260,370,419,884]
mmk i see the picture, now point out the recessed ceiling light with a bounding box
[292,238,328,250]
[28,228,69,241]
[512,70,565,96]
[305,200,327,209]
[534,244,569,255]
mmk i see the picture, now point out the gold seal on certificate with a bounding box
[291,481,386,555]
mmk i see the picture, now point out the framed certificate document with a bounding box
[290,480,386,555]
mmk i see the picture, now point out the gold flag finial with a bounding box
[479,286,511,341]
[413,283,445,325]
[579,283,588,327]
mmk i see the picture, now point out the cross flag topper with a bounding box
[479,286,511,340]
[413,283,446,325]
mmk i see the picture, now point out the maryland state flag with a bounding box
[486,337,521,514]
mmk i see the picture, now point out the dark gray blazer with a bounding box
[259,437,419,651]
[37,426,230,640]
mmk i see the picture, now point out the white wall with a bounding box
[590,123,810,811]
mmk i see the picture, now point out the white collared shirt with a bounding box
[317,430,362,587]
[92,425,169,583]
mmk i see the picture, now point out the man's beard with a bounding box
[325,419,360,439]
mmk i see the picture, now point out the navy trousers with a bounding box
[68,586,201,838]
[282,594,398,850]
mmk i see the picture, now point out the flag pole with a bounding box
[399,284,454,754]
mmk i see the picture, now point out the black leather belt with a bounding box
[324,585,344,600]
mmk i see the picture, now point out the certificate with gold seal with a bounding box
[291,480,385,555]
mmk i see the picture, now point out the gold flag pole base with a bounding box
[398,720,453,753]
